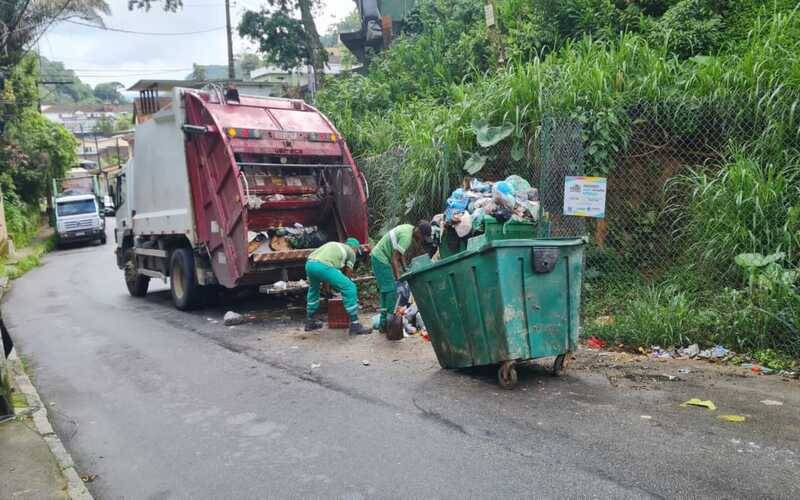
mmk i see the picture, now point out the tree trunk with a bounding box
[297,0,325,90]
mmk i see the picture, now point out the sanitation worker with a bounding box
[305,238,371,335]
[370,221,433,331]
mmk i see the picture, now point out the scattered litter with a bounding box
[662,374,678,381]
[223,311,245,326]
[681,343,700,358]
[681,398,717,410]
[81,474,97,483]
[651,346,673,359]
[290,345,299,350]
[697,349,712,359]
[586,336,606,349]
[731,438,741,444]
[310,363,321,369]
[678,368,692,374]
[744,364,774,374]
[760,399,783,406]
[594,315,614,326]
[779,370,799,379]
[361,360,370,366]
[273,280,288,291]
[719,415,746,422]
[640,415,652,420]
[371,314,381,331]
[710,345,730,359]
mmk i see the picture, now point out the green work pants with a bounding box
[371,255,397,330]
[305,260,359,321]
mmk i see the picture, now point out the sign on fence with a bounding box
[563,176,607,218]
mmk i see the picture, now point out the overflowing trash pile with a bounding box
[248,223,328,256]
[432,175,541,243]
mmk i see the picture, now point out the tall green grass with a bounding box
[671,156,800,277]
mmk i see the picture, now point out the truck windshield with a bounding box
[57,199,97,217]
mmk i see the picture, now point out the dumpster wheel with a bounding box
[498,361,518,390]
[552,353,570,377]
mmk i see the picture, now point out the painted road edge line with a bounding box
[9,348,94,500]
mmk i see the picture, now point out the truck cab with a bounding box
[54,194,106,247]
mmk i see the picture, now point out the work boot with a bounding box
[348,321,371,336]
[304,318,323,331]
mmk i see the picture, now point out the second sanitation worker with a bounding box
[370,221,433,330]
[305,238,370,335]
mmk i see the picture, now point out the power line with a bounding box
[64,19,225,36]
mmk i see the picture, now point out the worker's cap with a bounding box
[416,220,433,243]
[345,237,364,256]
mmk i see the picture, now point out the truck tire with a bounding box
[170,248,201,310]
[124,252,149,297]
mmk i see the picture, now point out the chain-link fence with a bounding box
[356,116,584,241]
[356,101,783,290]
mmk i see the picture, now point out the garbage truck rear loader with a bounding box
[114,87,368,309]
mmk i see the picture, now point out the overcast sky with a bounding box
[42,0,356,89]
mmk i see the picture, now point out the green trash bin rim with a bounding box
[403,236,587,280]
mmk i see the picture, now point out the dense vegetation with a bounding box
[316,0,800,361]
[1,57,78,245]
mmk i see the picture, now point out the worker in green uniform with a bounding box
[305,238,370,335]
[370,221,433,331]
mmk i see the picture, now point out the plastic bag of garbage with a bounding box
[469,178,492,193]
[505,175,531,193]
[492,181,516,210]
[454,212,473,237]
[445,188,469,221]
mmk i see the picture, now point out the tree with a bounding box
[320,8,361,47]
[0,57,77,205]
[237,52,263,79]
[128,0,183,12]
[93,82,125,103]
[1,0,111,70]
[115,112,133,131]
[190,63,207,81]
[238,1,328,88]
[93,115,115,135]
[38,57,97,104]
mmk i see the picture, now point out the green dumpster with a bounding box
[402,237,586,389]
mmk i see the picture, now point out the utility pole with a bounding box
[225,0,235,80]
[484,0,504,65]
[94,133,102,173]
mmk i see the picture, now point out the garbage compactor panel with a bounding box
[181,90,368,288]
[403,238,585,369]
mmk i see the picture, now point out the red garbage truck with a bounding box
[114,86,368,309]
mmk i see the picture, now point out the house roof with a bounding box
[249,63,357,80]
[41,103,132,114]
[127,80,205,91]
[128,79,285,92]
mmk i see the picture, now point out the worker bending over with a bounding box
[305,238,370,335]
[370,221,433,331]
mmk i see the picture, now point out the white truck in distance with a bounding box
[54,194,106,247]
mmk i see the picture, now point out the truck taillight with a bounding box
[307,132,337,142]
[226,127,263,139]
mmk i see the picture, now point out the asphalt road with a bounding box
[4,223,800,499]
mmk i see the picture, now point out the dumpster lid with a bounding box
[403,236,587,279]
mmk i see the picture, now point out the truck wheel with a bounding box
[170,248,201,310]
[124,254,149,297]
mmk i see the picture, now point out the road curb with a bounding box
[9,350,94,500]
